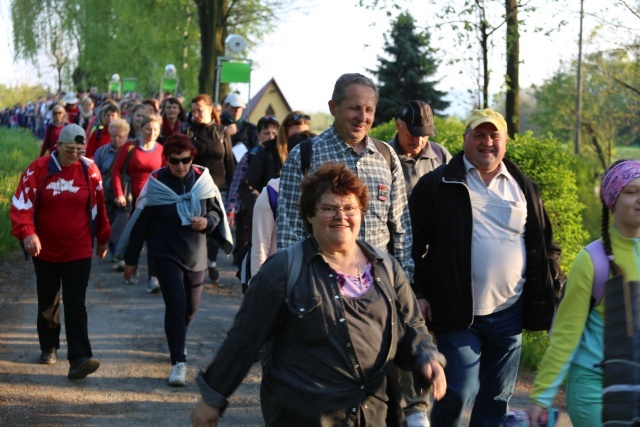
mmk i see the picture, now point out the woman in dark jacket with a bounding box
[183,94,235,283]
[120,135,232,387]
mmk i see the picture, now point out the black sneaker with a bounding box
[39,349,57,365]
[208,266,220,284]
[68,357,100,380]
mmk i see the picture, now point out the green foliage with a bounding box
[309,112,334,135]
[9,0,284,99]
[507,131,589,271]
[521,331,549,370]
[0,83,50,107]
[368,120,396,142]
[0,128,41,257]
[369,11,449,124]
[531,48,640,171]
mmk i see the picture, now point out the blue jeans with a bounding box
[430,299,523,427]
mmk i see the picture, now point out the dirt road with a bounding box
[0,248,570,426]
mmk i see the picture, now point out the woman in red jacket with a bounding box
[85,104,121,158]
[159,97,186,143]
[40,105,68,156]
[10,124,110,380]
[111,113,165,292]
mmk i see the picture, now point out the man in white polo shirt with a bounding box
[409,109,564,426]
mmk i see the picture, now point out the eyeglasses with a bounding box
[261,115,279,122]
[168,156,193,165]
[316,205,362,218]
[289,114,311,123]
[53,111,64,115]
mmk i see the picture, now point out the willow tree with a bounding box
[10,0,289,98]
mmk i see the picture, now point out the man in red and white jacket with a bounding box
[11,123,111,380]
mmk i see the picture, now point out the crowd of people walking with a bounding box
[7,71,637,427]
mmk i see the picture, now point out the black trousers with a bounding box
[33,257,93,362]
[154,259,204,365]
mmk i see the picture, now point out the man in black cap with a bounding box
[387,100,452,427]
[389,100,452,198]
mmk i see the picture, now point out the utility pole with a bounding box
[574,0,584,155]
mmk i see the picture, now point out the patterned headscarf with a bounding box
[601,160,640,210]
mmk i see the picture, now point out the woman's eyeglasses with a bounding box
[53,111,64,115]
[316,205,362,218]
[261,115,279,122]
[168,156,193,165]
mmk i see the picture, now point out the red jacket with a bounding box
[10,152,111,262]
[85,125,111,158]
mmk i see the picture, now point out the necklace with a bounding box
[321,247,366,292]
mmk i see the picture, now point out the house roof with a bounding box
[246,77,292,116]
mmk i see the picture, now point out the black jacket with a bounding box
[409,152,564,332]
[198,237,445,425]
[220,113,258,151]
[183,119,235,192]
[238,138,282,217]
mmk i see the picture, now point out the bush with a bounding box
[0,128,41,257]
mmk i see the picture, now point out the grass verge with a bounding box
[0,128,40,257]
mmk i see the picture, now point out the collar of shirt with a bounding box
[462,155,514,184]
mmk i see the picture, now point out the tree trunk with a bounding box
[477,0,489,109]
[505,0,520,137]
[195,0,228,99]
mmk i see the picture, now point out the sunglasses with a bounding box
[53,111,64,115]
[289,114,311,123]
[261,115,279,123]
[61,145,86,155]
[168,156,192,165]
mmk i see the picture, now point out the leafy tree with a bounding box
[369,11,449,125]
[531,49,640,171]
[9,0,289,99]
[0,83,50,108]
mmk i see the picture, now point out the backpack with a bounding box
[100,143,136,211]
[299,136,393,175]
[549,239,609,335]
[239,183,279,293]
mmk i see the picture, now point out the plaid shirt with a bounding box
[226,151,250,214]
[276,125,414,280]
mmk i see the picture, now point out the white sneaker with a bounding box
[168,362,186,386]
[147,277,160,294]
[406,412,430,427]
[125,272,139,285]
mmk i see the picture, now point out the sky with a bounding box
[0,0,634,116]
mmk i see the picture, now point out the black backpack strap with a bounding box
[285,241,304,301]
[299,138,313,175]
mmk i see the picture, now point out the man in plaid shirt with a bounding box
[276,72,414,285]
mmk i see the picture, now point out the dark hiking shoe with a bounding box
[68,357,100,380]
[39,350,57,365]
[208,266,220,284]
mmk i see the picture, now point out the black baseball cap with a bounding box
[397,100,436,137]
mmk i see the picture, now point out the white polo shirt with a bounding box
[463,156,527,315]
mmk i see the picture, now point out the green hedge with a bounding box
[0,128,41,257]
